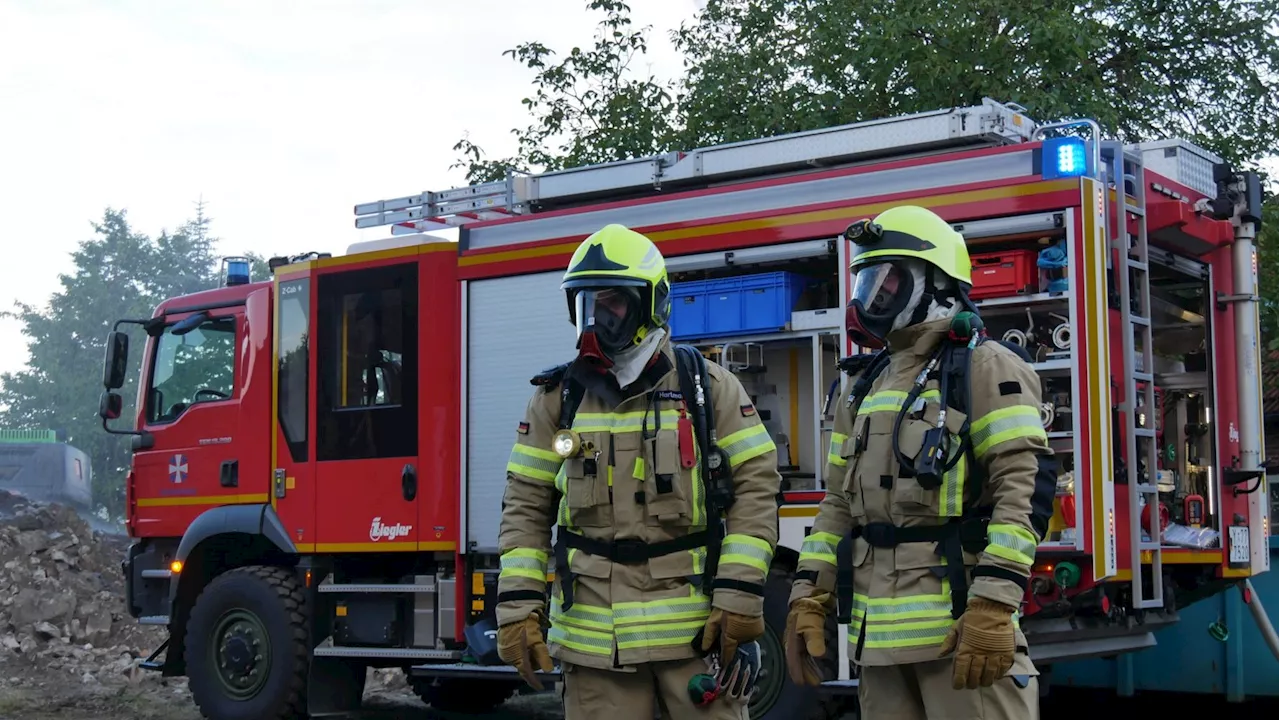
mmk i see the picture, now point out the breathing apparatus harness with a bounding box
[825,311,1032,628]
[531,344,743,615]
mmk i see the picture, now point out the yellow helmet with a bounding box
[843,206,972,348]
[562,224,672,359]
[845,205,972,286]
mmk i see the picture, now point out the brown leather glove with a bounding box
[938,597,1017,690]
[700,608,765,660]
[497,611,553,691]
[784,592,830,686]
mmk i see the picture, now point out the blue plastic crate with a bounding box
[669,271,807,340]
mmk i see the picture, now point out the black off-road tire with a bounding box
[184,565,310,720]
[406,675,517,713]
[752,564,844,720]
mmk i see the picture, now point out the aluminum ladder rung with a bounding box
[1103,140,1162,612]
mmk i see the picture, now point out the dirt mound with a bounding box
[0,489,165,689]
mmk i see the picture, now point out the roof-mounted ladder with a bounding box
[352,98,1039,234]
[1103,140,1165,611]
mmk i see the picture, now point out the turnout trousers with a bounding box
[857,658,1039,720]
[561,659,749,720]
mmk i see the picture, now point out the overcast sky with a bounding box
[1,1,1272,385]
[0,0,698,379]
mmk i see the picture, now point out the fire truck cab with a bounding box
[100,99,1269,720]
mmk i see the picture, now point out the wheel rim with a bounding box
[748,621,786,718]
[209,609,272,700]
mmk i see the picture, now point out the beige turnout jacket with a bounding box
[497,339,783,670]
[790,318,1052,670]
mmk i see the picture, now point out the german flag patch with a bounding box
[517,421,530,434]
[740,405,756,417]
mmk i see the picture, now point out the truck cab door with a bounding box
[310,260,421,551]
[131,307,251,536]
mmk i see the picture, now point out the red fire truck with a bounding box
[99,99,1268,720]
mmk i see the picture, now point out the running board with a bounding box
[410,661,561,682]
[139,639,169,672]
[312,646,461,661]
[1029,631,1158,664]
[819,679,860,695]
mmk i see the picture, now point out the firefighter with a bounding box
[783,205,1055,719]
[494,223,783,720]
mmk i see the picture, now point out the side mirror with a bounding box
[171,311,209,336]
[99,390,123,421]
[103,332,129,390]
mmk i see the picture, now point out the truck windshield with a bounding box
[146,315,237,424]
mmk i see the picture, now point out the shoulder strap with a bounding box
[674,344,714,448]
[843,348,891,417]
[529,360,585,431]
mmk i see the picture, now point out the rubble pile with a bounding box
[0,489,166,688]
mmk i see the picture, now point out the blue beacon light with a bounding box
[223,257,251,287]
[1041,136,1089,180]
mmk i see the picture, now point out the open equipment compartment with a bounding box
[666,239,846,489]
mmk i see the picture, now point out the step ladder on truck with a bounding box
[99,98,1271,720]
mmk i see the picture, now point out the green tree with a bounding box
[453,0,1278,179]
[0,205,257,518]
[451,0,679,182]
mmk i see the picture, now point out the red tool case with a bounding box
[969,250,1038,299]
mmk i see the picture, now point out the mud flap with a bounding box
[306,656,366,717]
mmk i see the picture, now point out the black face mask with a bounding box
[845,261,914,349]
[573,287,643,359]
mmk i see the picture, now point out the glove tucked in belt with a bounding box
[784,592,830,686]
[699,608,764,659]
[498,611,553,691]
[938,597,1017,690]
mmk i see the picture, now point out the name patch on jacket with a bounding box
[656,390,683,401]
[740,404,756,417]
[517,421,530,434]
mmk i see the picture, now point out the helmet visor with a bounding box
[574,287,642,355]
[849,261,912,322]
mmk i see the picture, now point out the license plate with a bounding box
[1228,526,1250,564]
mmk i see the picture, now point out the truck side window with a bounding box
[315,262,418,461]
[146,316,237,425]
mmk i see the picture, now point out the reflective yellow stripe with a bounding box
[548,624,613,655]
[799,531,842,567]
[857,389,941,416]
[828,432,849,467]
[548,591,713,654]
[720,534,773,574]
[614,593,711,625]
[985,524,1038,566]
[939,441,965,517]
[499,548,549,583]
[845,587,956,649]
[690,441,705,527]
[616,619,705,649]
[971,405,1047,459]
[719,424,776,467]
[863,619,954,648]
[507,443,563,483]
[573,409,684,434]
[554,465,571,526]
